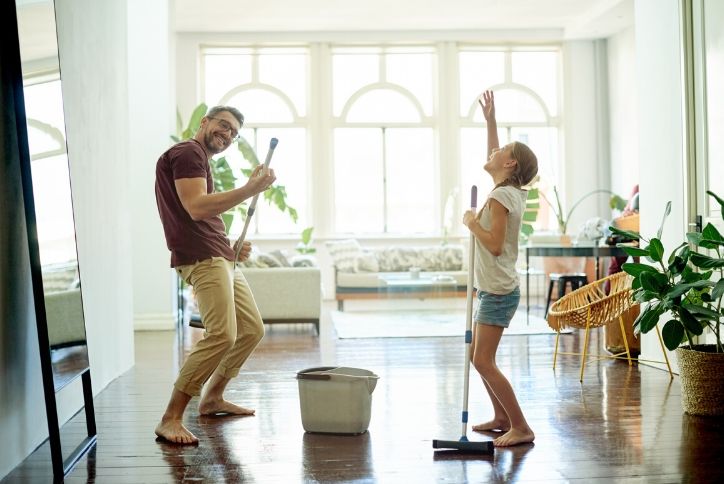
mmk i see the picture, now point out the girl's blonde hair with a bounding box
[499,141,539,189]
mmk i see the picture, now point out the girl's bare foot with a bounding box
[198,399,255,416]
[493,428,535,447]
[154,419,198,445]
[472,418,510,432]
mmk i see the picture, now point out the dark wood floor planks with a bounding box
[4,303,723,483]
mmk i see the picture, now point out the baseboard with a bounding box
[134,313,175,331]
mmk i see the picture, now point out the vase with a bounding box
[676,345,724,416]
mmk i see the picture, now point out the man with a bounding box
[154,105,276,444]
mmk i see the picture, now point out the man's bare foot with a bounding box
[472,418,510,432]
[493,428,535,447]
[154,419,199,445]
[198,399,255,416]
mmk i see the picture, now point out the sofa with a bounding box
[185,250,322,333]
[241,267,321,333]
[41,262,86,348]
[326,240,468,310]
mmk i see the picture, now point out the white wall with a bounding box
[561,40,612,233]
[607,26,639,199]
[55,0,136,392]
[634,0,685,372]
[127,0,176,331]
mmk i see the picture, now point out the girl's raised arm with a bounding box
[478,90,499,159]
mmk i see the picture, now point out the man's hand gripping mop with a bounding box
[432,185,494,454]
[233,138,279,266]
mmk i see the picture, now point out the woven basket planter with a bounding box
[677,345,724,417]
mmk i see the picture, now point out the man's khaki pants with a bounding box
[174,257,264,396]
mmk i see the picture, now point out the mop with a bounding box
[432,185,494,454]
[188,138,278,329]
[233,137,279,267]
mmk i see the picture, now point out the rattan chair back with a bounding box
[547,271,634,332]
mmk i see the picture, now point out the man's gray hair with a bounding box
[207,105,244,127]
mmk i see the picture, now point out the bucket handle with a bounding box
[297,373,331,381]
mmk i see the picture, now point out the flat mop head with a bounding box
[432,439,494,454]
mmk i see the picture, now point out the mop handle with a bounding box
[233,138,278,266]
[460,185,477,439]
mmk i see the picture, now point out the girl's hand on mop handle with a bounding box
[245,165,276,196]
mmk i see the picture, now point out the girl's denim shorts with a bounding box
[474,287,521,328]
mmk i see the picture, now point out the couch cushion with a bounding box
[354,251,380,272]
[326,239,363,273]
[374,245,463,272]
[374,247,423,272]
[289,254,317,267]
[42,262,79,293]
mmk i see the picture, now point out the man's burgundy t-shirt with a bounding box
[155,139,234,267]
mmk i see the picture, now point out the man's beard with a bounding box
[203,131,229,155]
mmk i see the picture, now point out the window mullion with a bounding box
[382,127,388,233]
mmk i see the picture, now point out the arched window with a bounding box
[459,48,560,232]
[23,79,77,264]
[332,46,436,234]
[203,47,309,235]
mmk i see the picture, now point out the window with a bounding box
[332,46,436,234]
[23,79,78,266]
[458,47,560,232]
[202,47,309,235]
[198,43,562,237]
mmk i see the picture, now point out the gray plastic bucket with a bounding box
[297,366,379,434]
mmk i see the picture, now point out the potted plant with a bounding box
[521,187,541,244]
[296,226,316,255]
[541,186,626,237]
[172,103,298,233]
[611,190,724,416]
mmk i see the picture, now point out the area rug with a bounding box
[331,309,566,339]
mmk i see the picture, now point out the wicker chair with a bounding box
[546,271,673,382]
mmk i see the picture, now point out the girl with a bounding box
[463,90,538,447]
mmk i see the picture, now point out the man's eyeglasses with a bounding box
[208,117,241,142]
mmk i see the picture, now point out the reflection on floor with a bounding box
[50,344,90,391]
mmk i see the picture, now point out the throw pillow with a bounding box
[239,254,268,268]
[376,247,423,272]
[439,245,464,270]
[256,252,283,268]
[270,249,292,267]
[326,239,363,273]
[289,254,317,267]
[417,246,445,271]
[354,251,379,272]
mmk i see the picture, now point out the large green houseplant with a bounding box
[611,190,724,416]
[172,103,298,233]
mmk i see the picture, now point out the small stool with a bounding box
[545,273,588,318]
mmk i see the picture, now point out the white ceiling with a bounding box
[173,0,634,40]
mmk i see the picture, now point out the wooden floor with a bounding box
[4,303,724,483]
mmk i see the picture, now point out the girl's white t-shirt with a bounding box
[473,185,527,294]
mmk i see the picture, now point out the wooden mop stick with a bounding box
[233,137,278,266]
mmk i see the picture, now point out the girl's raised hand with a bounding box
[478,90,495,122]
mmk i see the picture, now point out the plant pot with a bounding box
[676,345,724,417]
